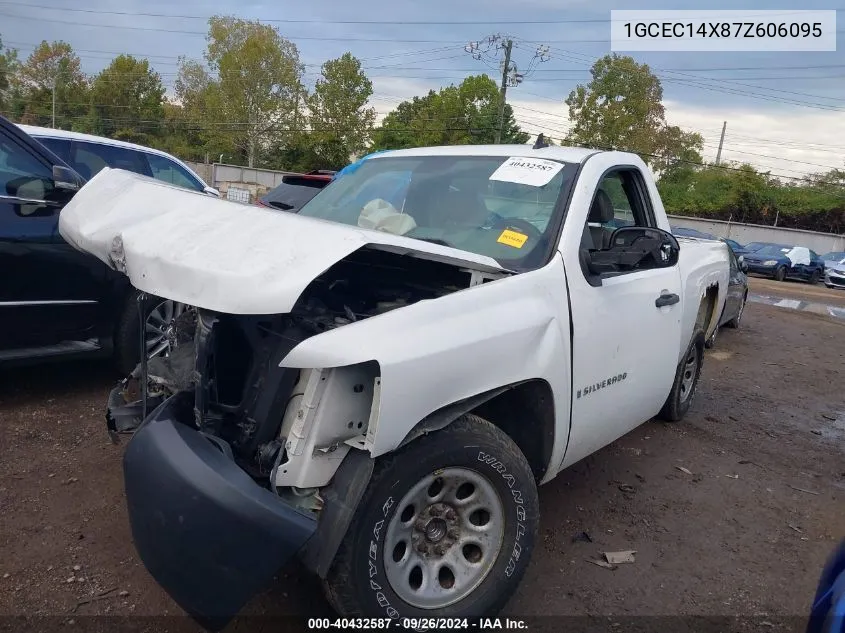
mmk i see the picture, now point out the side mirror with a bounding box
[52,165,80,192]
[584,226,680,277]
[203,186,221,197]
[738,255,748,273]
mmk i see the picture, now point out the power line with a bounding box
[4,2,838,24]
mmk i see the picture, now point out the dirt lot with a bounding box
[1,286,844,629]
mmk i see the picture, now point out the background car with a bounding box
[670,226,749,257]
[821,252,845,289]
[18,125,220,197]
[821,251,845,269]
[0,115,190,373]
[255,170,334,211]
[706,248,749,348]
[742,243,826,283]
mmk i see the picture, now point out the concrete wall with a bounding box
[184,162,296,202]
[668,215,845,254]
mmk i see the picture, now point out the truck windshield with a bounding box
[296,155,577,269]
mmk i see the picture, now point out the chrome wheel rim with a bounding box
[144,300,186,360]
[679,345,699,404]
[383,467,505,609]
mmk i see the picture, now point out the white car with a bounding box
[58,144,730,625]
[17,124,219,197]
[822,251,845,289]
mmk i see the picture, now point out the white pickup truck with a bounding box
[59,144,730,627]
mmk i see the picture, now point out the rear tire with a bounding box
[774,266,786,282]
[658,329,705,423]
[725,295,745,329]
[323,415,539,620]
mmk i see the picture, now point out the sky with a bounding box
[1,0,844,179]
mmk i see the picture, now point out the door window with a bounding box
[0,130,60,217]
[145,153,204,192]
[68,141,150,180]
[0,131,53,198]
[34,137,72,164]
[582,169,655,252]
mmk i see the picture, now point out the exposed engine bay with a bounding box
[107,247,487,495]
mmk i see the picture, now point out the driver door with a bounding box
[557,163,683,468]
[0,125,96,350]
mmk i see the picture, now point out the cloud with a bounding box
[370,77,843,178]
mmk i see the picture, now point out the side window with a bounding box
[583,169,653,251]
[145,153,204,192]
[0,131,53,200]
[35,137,72,164]
[68,141,150,180]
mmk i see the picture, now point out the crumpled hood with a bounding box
[58,168,506,314]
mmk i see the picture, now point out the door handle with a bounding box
[655,292,680,308]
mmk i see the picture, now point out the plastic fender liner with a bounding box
[123,392,317,629]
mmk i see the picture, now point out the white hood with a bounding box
[58,168,506,314]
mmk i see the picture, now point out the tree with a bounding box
[307,53,376,169]
[177,16,305,167]
[13,40,88,128]
[565,54,702,168]
[371,75,529,150]
[0,36,19,112]
[88,55,165,144]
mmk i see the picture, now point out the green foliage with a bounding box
[657,163,845,233]
[0,36,19,111]
[11,40,89,129]
[565,54,703,169]
[370,74,529,150]
[307,53,376,169]
[89,55,165,145]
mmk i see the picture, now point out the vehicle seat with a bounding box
[587,189,615,250]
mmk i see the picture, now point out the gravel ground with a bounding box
[0,284,843,631]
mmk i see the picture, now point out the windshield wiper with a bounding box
[414,237,455,248]
[266,200,295,211]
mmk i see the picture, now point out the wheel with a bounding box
[658,329,705,422]
[323,414,539,620]
[808,270,820,285]
[725,295,745,329]
[774,266,786,282]
[113,292,188,376]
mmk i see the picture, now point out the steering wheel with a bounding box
[488,217,544,242]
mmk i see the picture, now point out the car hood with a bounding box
[828,262,845,274]
[58,168,507,314]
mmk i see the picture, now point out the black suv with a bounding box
[0,115,178,374]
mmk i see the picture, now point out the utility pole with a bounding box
[51,76,56,128]
[466,36,547,143]
[495,39,513,145]
[715,120,727,165]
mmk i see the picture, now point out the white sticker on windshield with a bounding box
[489,156,565,187]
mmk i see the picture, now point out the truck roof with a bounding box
[367,144,606,163]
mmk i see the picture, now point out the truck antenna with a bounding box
[533,133,549,149]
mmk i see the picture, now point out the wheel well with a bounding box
[467,379,555,484]
[696,285,720,335]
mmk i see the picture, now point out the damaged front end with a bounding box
[108,247,483,626]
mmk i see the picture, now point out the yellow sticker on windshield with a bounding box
[497,229,528,248]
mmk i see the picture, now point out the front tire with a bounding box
[113,292,187,376]
[323,415,539,620]
[808,270,820,285]
[658,329,705,423]
[774,266,786,282]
